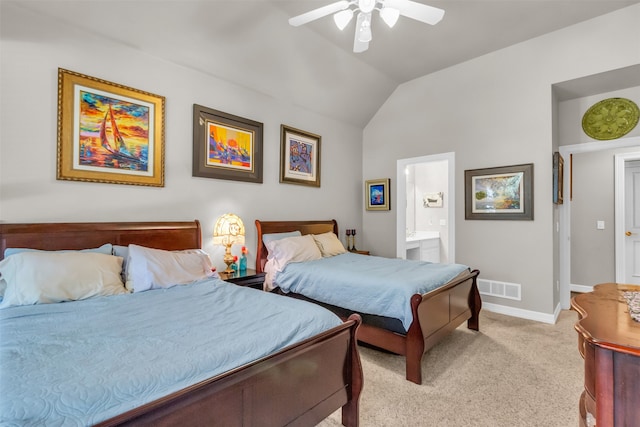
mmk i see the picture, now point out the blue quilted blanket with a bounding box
[275,253,469,330]
[0,279,341,426]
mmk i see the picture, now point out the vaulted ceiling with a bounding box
[8,0,640,127]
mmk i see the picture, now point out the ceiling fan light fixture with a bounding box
[357,13,373,42]
[380,6,400,28]
[358,0,376,14]
[289,0,445,53]
[334,9,354,30]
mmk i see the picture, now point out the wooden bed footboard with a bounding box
[98,314,363,427]
[352,269,480,384]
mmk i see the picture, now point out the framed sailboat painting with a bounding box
[57,68,165,186]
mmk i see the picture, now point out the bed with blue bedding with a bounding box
[255,219,481,385]
[0,220,363,427]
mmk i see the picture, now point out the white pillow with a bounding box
[312,232,347,257]
[262,230,302,246]
[0,252,126,308]
[0,244,114,298]
[264,234,322,290]
[126,244,215,293]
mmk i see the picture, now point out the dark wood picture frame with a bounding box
[465,163,534,220]
[192,104,263,183]
[553,152,564,204]
[279,124,321,187]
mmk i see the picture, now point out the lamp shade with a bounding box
[213,213,245,247]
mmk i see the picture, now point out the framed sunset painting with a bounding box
[465,163,534,220]
[57,68,165,186]
[192,104,263,183]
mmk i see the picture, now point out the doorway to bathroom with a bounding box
[396,152,455,264]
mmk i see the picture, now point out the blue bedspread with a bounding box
[0,279,341,426]
[275,253,470,331]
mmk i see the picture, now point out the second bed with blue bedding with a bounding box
[255,218,481,384]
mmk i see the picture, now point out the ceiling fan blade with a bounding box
[289,0,351,27]
[383,0,444,25]
[353,12,370,53]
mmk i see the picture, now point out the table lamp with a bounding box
[213,213,245,273]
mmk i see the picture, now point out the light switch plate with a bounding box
[597,220,605,230]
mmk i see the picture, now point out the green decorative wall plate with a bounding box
[582,97,639,140]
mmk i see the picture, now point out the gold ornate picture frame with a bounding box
[57,69,165,187]
[365,178,391,211]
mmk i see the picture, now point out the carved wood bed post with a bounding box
[405,294,427,384]
[343,314,364,427]
[467,270,482,331]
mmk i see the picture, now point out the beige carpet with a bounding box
[317,309,583,427]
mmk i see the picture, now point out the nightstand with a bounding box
[349,249,370,256]
[219,268,265,290]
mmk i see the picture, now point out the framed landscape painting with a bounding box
[192,104,263,183]
[465,163,533,220]
[280,125,321,187]
[57,68,165,187]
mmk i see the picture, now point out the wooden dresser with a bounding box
[571,283,640,427]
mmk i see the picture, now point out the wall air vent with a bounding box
[477,279,521,301]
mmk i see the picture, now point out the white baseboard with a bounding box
[482,301,562,324]
[570,283,594,293]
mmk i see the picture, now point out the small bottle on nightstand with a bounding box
[239,246,247,272]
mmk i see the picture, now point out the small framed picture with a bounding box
[423,192,443,208]
[553,152,564,205]
[280,125,321,187]
[365,178,391,211]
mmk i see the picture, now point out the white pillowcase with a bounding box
[312,232,347,257]
[0,252,126,308]
[126,244,215,293]
[262,230,302,246]
[264,234,322,290]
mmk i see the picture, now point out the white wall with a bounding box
[0,4,364,271]
[558,87,640,288]
[413,160,450,263]
[363,5,640,316]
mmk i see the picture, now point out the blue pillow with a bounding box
[262,231,302,246]
[4,243,113,258]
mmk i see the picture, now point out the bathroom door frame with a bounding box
[396,152,455,262]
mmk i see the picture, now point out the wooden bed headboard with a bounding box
[254,219,338,273]
[0,220,202,260]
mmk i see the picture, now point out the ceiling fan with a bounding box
[289,0,445,53]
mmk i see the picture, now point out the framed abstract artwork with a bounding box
[192,104,263,183]
[552,152,564,205]
[57,68,165,187]
[465,163,534,220]
[280,125,321,187]
[365,178,391,211]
